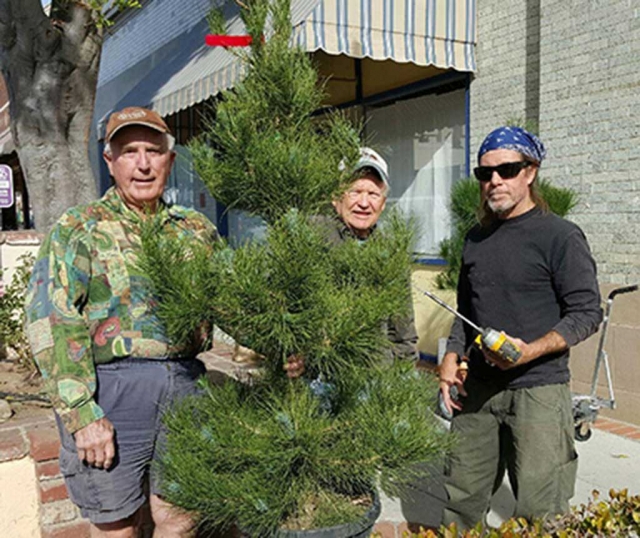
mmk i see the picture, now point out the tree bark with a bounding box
[0,0,102,231]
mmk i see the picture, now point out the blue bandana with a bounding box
[478,126,546,165]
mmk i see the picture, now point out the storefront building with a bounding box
[92,0,640,424]
[93,0,477,257]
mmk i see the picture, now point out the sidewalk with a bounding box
[376,420,640,532]
[489,426,640,526]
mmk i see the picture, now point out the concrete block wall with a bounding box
[538,0,640,286]
[471,0,640,285]
[535,0,640,424]
[468,0,534,156]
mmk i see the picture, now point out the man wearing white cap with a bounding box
[331,147,390,240]
[323,147,417,361]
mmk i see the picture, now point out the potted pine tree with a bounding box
[138,0,452,535]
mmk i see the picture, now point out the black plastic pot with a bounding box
[273,491,381,538]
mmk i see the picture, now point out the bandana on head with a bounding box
[478,126,546,165]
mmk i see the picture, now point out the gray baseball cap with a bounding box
[354,147,389,187]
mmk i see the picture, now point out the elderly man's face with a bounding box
[333,171,387,237]
[479,148,537,220]
[104,126,175,214]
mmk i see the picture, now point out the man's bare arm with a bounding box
[486,330,568,371]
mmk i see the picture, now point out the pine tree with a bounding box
[138,0,452,534]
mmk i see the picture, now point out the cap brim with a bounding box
[356,161,389,187]
[107,121,168,142]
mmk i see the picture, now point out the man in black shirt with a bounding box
[440,127,602,528]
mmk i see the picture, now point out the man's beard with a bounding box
[487,197,515,215]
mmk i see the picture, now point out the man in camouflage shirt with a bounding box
[25,107,216,537]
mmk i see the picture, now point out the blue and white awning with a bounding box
[101,0,476,121]
[294,0,476,71]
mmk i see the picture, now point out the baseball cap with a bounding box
[105,106,170,143]
[354,147,389,187]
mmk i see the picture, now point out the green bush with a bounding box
[400,489,640,537]
[435,178,579,290]
[435,178,479,290]
[0,253,34,368]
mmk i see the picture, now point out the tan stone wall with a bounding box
[571,284,640,426]
[411,266,455,359]
[0,458,40,538]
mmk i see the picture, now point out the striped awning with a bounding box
[108,0,476,120]
[293,0,477,71]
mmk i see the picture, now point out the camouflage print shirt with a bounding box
[25,187,217,433]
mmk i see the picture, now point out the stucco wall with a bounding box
[0,458,40,538]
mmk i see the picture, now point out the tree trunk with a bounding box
[0,0,102,231]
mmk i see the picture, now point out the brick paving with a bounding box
[0,410,88,537]
[593,415,640,439]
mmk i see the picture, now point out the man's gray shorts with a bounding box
[55,358,206,525]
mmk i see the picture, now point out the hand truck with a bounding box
[572,284,638,441]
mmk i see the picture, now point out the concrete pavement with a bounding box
[378,426,640,529]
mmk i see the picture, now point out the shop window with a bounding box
[363,89,466,256]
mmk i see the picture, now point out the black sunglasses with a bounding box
[473,161,532,182]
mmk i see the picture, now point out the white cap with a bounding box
[354,147,389,187]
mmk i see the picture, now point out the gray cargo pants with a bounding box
[443,377,578,529]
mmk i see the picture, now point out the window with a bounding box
[165,145,217,226]
[363,89,466,256]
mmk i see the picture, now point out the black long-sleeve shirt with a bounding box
[446,207,602,388]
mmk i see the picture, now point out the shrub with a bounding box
[0,253,34,369]
[138,0,453,534]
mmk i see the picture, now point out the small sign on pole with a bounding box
[0,164,14,209]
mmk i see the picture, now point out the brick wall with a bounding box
[0,414,157,537]
[29,426,92,538]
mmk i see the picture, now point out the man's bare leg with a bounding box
[150,494,196,538]
[91,511,139,538]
